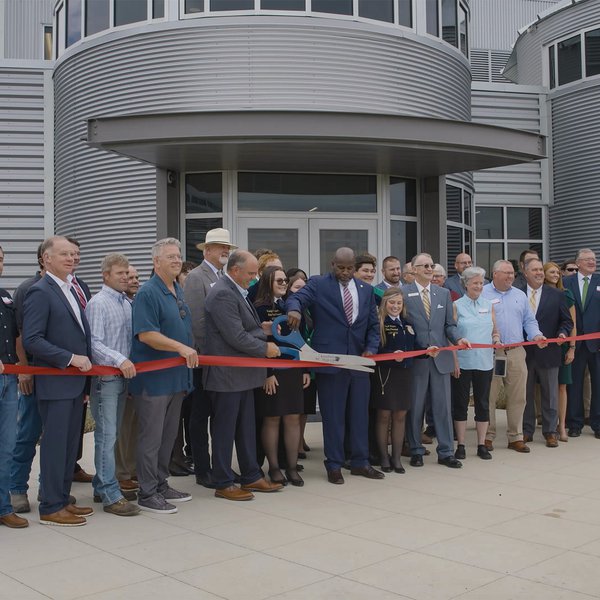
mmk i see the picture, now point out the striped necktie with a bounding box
[71,276,87,309]
[342,283,353,325]
[529,289,537,314]
[421,288,431,319]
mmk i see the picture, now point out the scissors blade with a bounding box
[296,349,375,371]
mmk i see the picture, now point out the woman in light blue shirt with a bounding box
[452,267,499,461]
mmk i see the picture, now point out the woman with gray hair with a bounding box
[451,266,500,460]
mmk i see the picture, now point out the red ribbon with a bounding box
[2,332,599,377]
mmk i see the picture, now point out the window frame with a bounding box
[445,183,474,274]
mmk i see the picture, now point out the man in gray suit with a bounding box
[403,253,471,468]
[184,228,236,488]
[204,250,283,501]
[444,253,472,298]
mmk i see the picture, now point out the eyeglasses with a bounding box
[414,264,434,269]
[274,278,289,285]
[176,299,187,319]
[565,267,579,273]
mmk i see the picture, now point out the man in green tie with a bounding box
[564,248,600,438]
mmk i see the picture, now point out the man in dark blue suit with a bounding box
[563,248,600,437]
[286,247,382,484]
[23,236,94,527]
[518,258,573,446]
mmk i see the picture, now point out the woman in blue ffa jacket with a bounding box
[254,266,310,487]
[371,288,415,474]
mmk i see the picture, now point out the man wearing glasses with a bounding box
[563,249,600,438]
[129,238,198,514]
[444,253,473,299]
[403,253,471,469]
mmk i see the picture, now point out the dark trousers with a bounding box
[567,344,600,431]
[316,370,370,471]
[209,390,261,488]
[524,363,559,437]
[74,403,87,472]
[189,369,211,476]
[452,369,493,422]
[37,395,84,515]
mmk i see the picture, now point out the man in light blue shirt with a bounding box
[482,260,545,453]
[85,254,140,517]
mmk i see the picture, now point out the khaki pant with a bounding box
[487,346,527,443]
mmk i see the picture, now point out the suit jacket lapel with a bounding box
[224,276,261,326]
[583,275,598,311]
[201,261,218,284]
[327,274,346,323]
[47,277,83,329]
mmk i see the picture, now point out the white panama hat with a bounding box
[196,228,238,250]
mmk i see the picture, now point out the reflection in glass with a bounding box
[248,229,299,271]
[390,220,417,266]
[446,185,461,223]
[463,190,471,226]
[153,0,165,18]
[508,242,543,270]
[185,173,223,213]
[359,0,393,23]
[114,0,147,26]
[441,0,457,47]
[319,230,369,275]
[398,0,412,27]
[261,0,305,9]
[238,173,377,212]
[507,207,542,240]
[186,218,223,264]
[390,178,417,216]
[66,0,82,47]
[85,0,109,36]
[446,226,462,274]
[426,0,438,35]
[458,3,468,56]
[44,26,53,60]
[585,29,600,77]
[210,0,254,10]
[558,35,582,85]
[476,242,503,278]
[185,0,204,12]
[312,0,353,15]
[476,206,502,239]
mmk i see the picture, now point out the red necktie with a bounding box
[342,284,353,325]
[71,276,87,309]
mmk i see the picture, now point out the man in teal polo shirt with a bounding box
[130,238,198,514]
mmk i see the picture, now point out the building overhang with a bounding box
[86,111,546,176]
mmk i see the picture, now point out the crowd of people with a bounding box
[0,230,598,529]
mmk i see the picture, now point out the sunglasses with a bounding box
[274,278,289,285]
[565,267,579,272]
[414,263,434,269]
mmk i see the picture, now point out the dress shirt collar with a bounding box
[225,273,248,299]
[491,282,511,295]
[204,260,221,276]
[578,271,591,283]
[101,284,127,303]
[415,281,430,294]
[47,270,70,288]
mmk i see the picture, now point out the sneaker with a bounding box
[161,486,192,503]
[10,493,30,514]
[137,493,178,514]
[104,498,141,517]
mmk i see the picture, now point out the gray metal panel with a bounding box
[471,85,546,207]
[549,82,600,260]
[0,66,47,292]
[470,0,563,51]
[4,0,53,60]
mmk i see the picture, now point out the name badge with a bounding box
[436,304,444,309]
[596,286,600,292]
[478,308,489,314]
[1,296,12,305]
[408,292,419,297]
[210,282,216,288]
[491,298,501,305]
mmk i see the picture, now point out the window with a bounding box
[261,0,305,9]
[210,0,254,10]
[445,184,473,274]
[585,29,600,77]
[426,0,438,35]
[311,0,352,15]
[397,0,412,27]
[558,35,582,86]
[390,177,417,216]
[237,173,377,212]
[55,3,63,55]
[358,0,393,23]
[85,0,109,36]
[114,0,148,26]
[441,0,457,48]
[458,3,468,56]
[186,218,223,264]
[549,45,556,89]
[43,26,53,60]
[66,0,81,47]
[185,0,204,12]
[390,176,418,266]
[153,0,165,18]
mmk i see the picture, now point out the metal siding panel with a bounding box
[5,0,54,60]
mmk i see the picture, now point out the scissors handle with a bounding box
[271,314,307,349]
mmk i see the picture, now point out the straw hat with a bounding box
[196,228,237,251]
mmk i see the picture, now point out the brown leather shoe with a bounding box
[327,469,345,484]
[0,512,29,528]
[40,508,86,527]
[215,486,254,501]
[119,479,140,492]
[507,440,531,453]
[241,478,283,493]
[65,504,94,517]
[545,434,559,448]
[523,434,533,443]
[484,439,494,451]
[73,469,94,483]
[421,433,433,444]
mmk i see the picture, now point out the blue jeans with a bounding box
[90,376,127,506]
[9,391,42,495]
[0,375,19,517]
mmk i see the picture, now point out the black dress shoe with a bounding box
[410,455,424,467]
[327,469,345,484]
[438,456,462,468]
[568,428,581,437]
[391,460,405,474]
[477,445,492,460]
[342,460,351,471]
[381,465,393,473]
[298,452,307,460]
[454,444,466,460]
[285,469,304,487]
[350,465,385,479]
[195,472,216,489]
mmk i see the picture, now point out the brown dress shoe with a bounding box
[421,433,433,445]
[523,434,533,443]
[40,508,86,527]
[65,504,94,517]
[119,479,140,492]
[73,469,94,483]
[0,512,29,528]
[350,466,385,479]
[327,469,345,484]
[507,440,531,453]
[545,434,559,448]
[215,486,254,501]
[241,478,283,493]
[484,439,494,451]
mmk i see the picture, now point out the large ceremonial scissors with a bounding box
[271,315,376,373]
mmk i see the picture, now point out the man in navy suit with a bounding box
[564,248,600,437]
[519,258,573,446]
[286,247,382,484]
[23,236,94,526]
